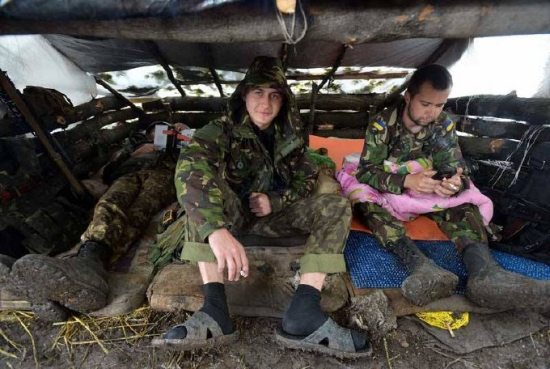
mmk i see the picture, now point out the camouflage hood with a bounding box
[227,56,301,135]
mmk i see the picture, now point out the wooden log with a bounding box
[53,108,141,147]
[142,111,368,131]
[2,1,549,42]
[1,96,128,138]
[446,95,550,126]
[457,117,550,142]
[142,97,227,113]
[65,121,139,162]
[142,94,386,113]
[65,96,128,123]
[176,71,409,85]
[312,129,365,139]
[306,112,368,129]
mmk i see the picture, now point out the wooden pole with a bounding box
[145,41,187,98]
[0,69,88,198]
[94,77,146,118]
[317,45,348,92]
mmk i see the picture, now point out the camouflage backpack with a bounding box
[22,86,74,128]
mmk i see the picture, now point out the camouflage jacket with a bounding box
[356,97,467,194]
[174,56,318,241]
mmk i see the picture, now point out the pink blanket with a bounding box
[337,159,493,225]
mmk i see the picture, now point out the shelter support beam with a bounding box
[0,69,89,198]
[94,77,146,118]
[145,41,187,98]
[2,2,549,41]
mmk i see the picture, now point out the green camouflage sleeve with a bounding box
[268,144,319,213]
[174,120,228,241]
[426,116,469,177]
[355,119,407,194]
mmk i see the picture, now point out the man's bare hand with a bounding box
[173,122,189,132]
[208,228,249,281]
[131,143,157,156]
[404,170,440,194]
[435,167,463,198]
[249,192,272,217]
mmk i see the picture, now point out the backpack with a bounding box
[487,142,550,264]
[22,86,74,128]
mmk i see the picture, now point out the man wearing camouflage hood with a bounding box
[354,64,550,313]
[154,56,371,357]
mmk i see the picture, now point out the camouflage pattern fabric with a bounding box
[354,202,487,252]
[174,56,348,273]
[354,97,487,252]
[355,98,467,195]
[82,158,176,263]
[181,192,350,274]
[175,56,318,242]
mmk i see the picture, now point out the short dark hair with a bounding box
[407,64,453,97]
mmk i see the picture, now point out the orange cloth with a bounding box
[309,135,449,241]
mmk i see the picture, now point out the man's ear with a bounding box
[404,90,411,104]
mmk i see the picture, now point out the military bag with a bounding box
[488,142,550,265]
[22,86,73,127]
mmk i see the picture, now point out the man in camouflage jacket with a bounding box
[155,56,371,357]
[10,123,179,318]
[355,64,550,312]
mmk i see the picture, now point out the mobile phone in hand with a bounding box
[432,169,456,181]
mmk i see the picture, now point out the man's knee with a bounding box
[312,193,350,214]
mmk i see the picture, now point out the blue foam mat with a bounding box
[344,231,550,293]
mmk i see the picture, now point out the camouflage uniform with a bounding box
[82,152,177,262]
[355,98,487,251]
[175,57,350,274]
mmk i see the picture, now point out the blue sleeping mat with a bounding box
[344,231,550,293]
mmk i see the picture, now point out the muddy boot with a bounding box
[11,241,111,313]
[0,255,16,286]
[387,237,458,306]
[463,243,550,312]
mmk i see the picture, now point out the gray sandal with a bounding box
[152,311,239,350]
[275,318,372,359]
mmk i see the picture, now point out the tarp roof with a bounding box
[3,1,549,75]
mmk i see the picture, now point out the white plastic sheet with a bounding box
[0,35,96,105]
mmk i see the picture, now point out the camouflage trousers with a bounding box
[82,168,176,262]
[181,192,351,274]
[354,202,488,252]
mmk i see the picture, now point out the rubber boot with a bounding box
[11,241,111,313]
[387,236,458,306]
[0,255,16,286]
[463,243,550,312]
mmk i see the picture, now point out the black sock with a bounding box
[163,282,233,339]
[282,284,328,336]
[199,282,233,335]
[282,284,368,352]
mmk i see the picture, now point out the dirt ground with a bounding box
[1,307,549,369]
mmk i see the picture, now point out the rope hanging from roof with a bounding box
[275,0,308,45]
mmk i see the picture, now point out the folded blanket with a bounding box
[337,157,493,225]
